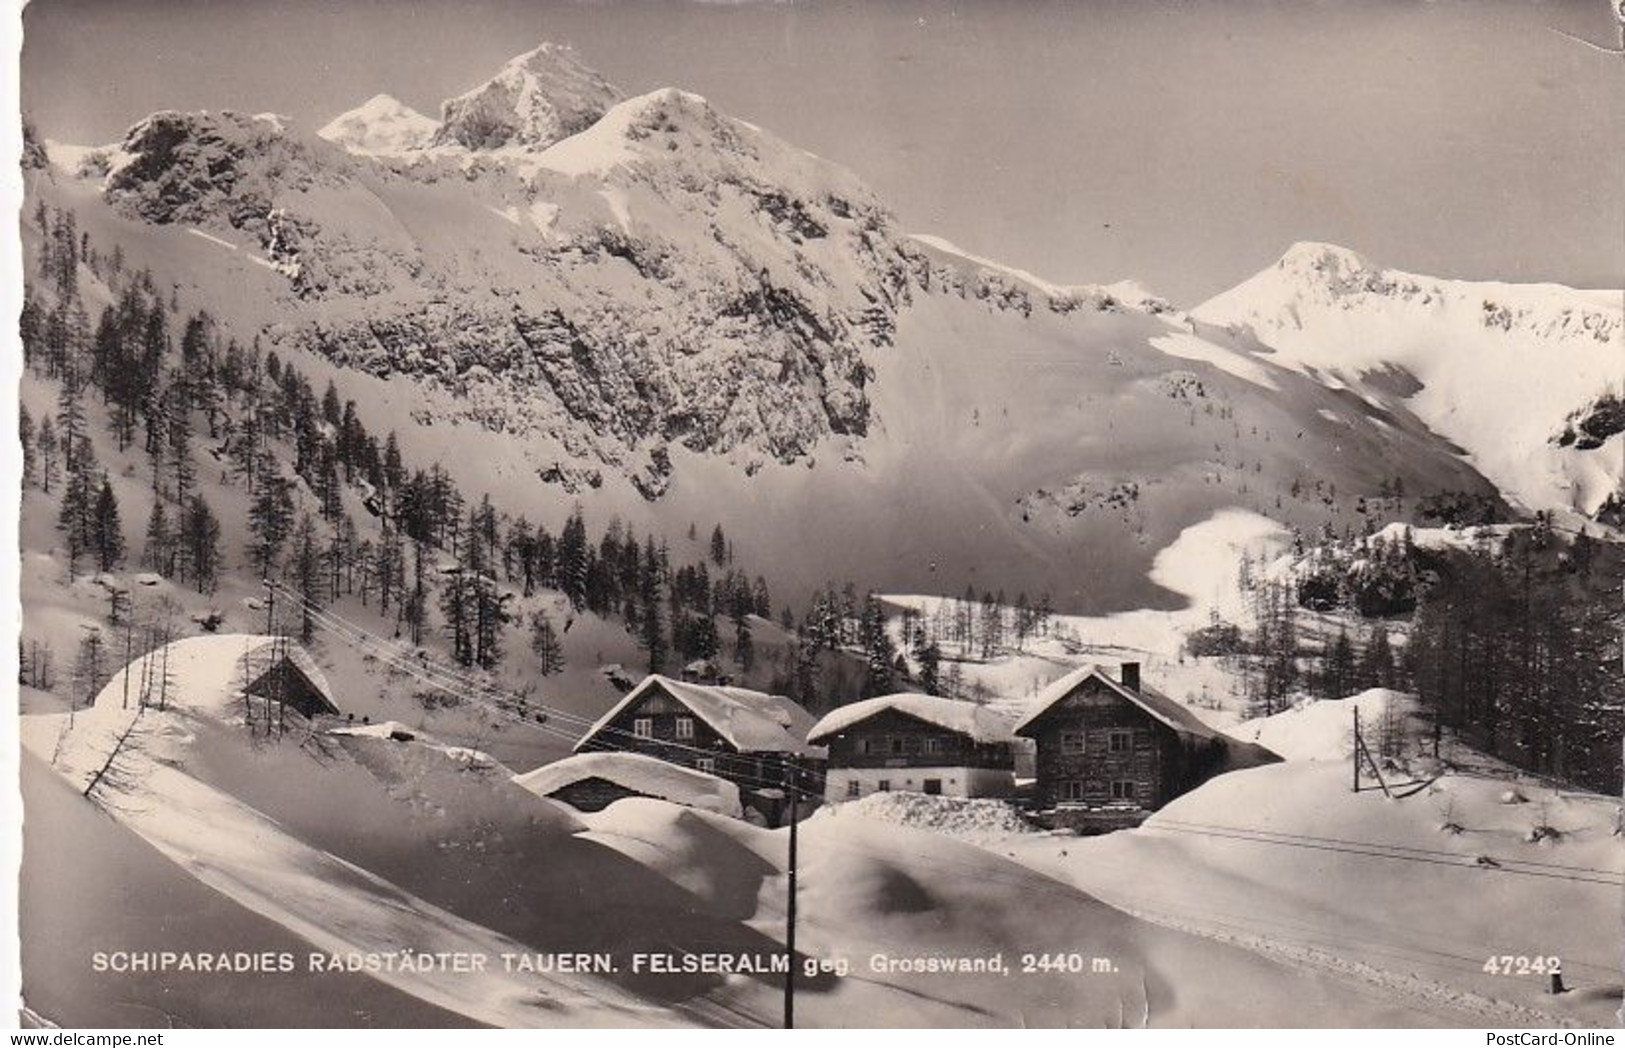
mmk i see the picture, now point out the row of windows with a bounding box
[632,716,696,740]
[1059,730,1135,755]
[855,735,948,756]
[1060,780,1139,802]
[844,777,947,798]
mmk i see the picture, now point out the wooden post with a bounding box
[1548,959,1565,995]
[783,758,799,1030]
[120,604,135,710]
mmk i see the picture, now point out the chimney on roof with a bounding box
[1120,662,1141,692]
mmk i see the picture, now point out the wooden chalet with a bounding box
[1015,662,1242,814]
[806,693,1017,802]
[574,675,825,819]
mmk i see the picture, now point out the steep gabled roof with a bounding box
[1013,664,1219,742]
[575,674,823,756]
[92,633,339,718]
[806,693,1015,746]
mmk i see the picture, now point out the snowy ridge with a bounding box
[909,232,1177,316]
[1194,241,1625,514]
[806,692,1015,745]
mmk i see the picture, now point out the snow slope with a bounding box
[1225,688,1414,762]
[318,94,439,157]
[579,797,1469,1025]
[1005,734,1624,1026]
[888,508,1292,726]
[1195,242,1624,515]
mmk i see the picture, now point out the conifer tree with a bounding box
[289,514,322,644]
[918,638,943,696]
[638,536,666,672]
[181,495,222,593]
[35,416,58,494]
[531,610,565,676]
[91,474,125,572]
[143,500,174,576]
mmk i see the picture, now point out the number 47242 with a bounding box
[1482,955,1560,977]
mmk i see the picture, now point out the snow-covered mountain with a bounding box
[34,43,1564,609]
[1194,242,1623,516]
[317,93,439,157]
[431,41,622,152]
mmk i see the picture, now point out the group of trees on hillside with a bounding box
[20,203,808,704]
[1211,518,1623,792]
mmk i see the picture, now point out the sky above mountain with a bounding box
[18,0,1624,304]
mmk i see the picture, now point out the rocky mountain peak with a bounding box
[431,41,623,152]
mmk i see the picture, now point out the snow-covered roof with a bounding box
[514,752,742,817]
[806,693,1015,746]
[91,633,337,719]
[576,674,823,756]
[1013,665,1219,742]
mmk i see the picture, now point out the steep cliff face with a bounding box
[92,73,926,495]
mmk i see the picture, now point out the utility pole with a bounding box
[783,758,799,1030]
[1353,707,1361,793]
[264,578,276,635]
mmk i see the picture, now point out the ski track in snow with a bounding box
[187,228,238,251]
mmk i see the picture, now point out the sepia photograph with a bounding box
[6,0,1624,1030]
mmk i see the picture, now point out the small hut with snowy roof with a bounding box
[240,640,340,720]
[807,693,1017,802]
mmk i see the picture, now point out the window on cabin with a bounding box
[695,757,715,774]
[846,780,861,799]
[1061,731,1085,754]
[923,736,944,756]
[1108,730,1132,753]
[1111,780,1137,802]
[1062,780,1086,802]
[633,717,653,739]
[675,716,695,740]
[877,780,891,792]
[889,736,906,755]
